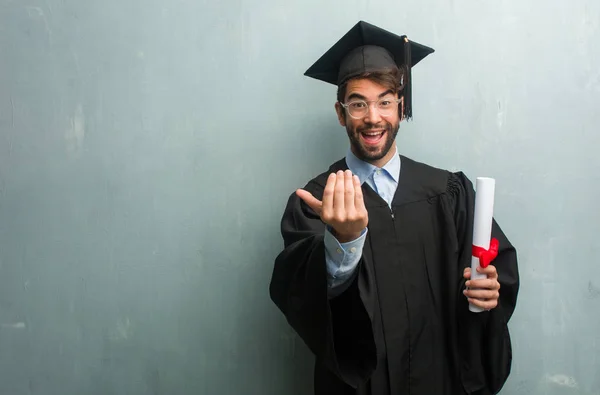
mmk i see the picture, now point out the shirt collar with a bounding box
[345,147,401,185]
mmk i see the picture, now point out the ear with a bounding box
[335,102,347,127]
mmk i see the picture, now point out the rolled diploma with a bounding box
[469,177,495,313]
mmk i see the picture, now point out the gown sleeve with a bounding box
[269,180,377,389]
[447,172,520,394]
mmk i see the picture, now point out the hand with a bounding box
[463,265,501,311]
[296,170,368,243]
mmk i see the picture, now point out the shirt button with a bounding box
[350,247,357,253]
[336,248,342,254]
[376,169,381,175]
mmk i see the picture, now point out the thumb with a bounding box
[296,189,322,214]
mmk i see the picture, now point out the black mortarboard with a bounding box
[304,21,435,119]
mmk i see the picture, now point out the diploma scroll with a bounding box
[469,177,496,313]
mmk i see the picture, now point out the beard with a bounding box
[346,120,400,163]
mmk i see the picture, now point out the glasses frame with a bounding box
[339,97,403,119]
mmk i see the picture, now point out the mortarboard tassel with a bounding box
[403,36,412,121]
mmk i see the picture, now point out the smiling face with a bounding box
[335,77,404,168]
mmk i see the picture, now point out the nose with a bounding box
[364,102,382,124]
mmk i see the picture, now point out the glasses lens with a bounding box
[377,99,396,116]
[347,101,367,118]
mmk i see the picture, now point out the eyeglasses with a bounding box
[339,98,402,119]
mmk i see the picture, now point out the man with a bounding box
[269,21,519,395]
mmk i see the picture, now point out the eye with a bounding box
[379,100,394,108]
[349,101,367,109]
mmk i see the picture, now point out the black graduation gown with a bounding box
[269,155,519,395]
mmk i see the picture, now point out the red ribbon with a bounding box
[472,238,499,268]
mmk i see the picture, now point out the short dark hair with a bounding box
[336,67,405,103]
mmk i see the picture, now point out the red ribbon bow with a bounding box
[472,238,499,268]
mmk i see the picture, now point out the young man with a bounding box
[269,21,519,395]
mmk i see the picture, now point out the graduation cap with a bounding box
[304,21,435,119]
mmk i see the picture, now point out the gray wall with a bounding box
[1,0,599,394]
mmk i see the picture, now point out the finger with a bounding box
[353,175,366,211]
[466,279,500,290]
[296,189,323,214]
[467,298,498,311]
[464,289,499,300]
[344,170,355,211]
[477,264,498,279]
[333,170,345,218]
[463,267,471,279]
[321,173,336,219]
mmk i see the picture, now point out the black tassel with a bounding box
[403,36,412,121]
